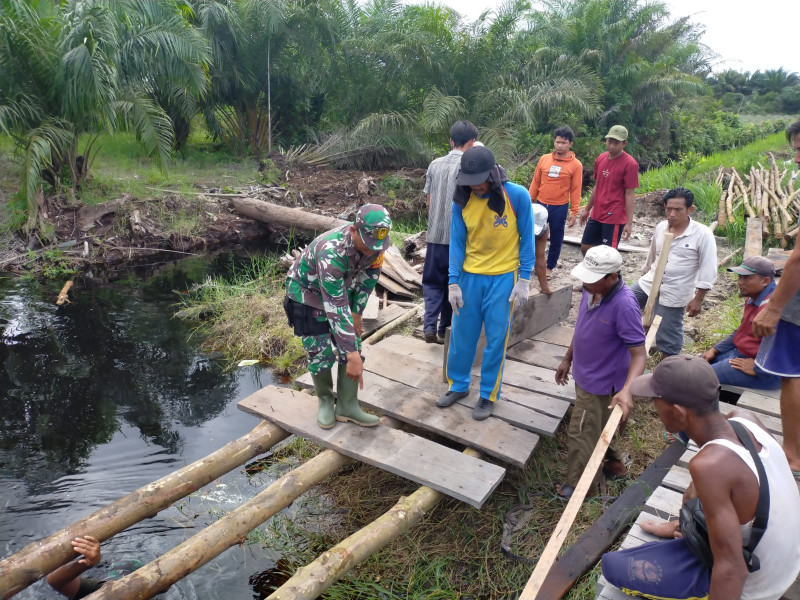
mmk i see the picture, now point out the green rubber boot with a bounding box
[335,362,380,427]
[311,369,336,429]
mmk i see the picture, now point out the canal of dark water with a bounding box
[0,251,294,599]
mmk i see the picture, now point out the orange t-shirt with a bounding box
[528,151,583,214]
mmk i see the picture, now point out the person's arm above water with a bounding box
[753,241,800,336]
[507,183,534,280]
[689,450,749,599]
[47,536,101,599]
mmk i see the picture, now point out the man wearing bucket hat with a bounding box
[579,125,639,253]
[47,535,144,599]
[554,245,646,498]
[438,145,534,420]
[285,204,391,429]
[601,355,800,600]
[701,256,780,390]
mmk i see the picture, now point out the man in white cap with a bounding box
[554,245,646,498]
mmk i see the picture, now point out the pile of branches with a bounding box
[716,153,799,246]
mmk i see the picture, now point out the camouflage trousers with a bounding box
[302,334,362,374]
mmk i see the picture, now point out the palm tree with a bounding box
[0,0,210,239]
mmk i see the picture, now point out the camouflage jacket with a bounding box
[285,224,384,353]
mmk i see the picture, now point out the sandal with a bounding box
[555,482,575,500]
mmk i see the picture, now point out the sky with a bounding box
[401,0,799,74]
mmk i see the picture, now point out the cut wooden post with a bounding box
[644,314,662,353]
[266,449,482,600]
[56,280,73,305]
[231,197,347,234]
[85,450,352,600]
[362,306,421,345]
[519,405,624,600]
[442,326,450,383]
[744,217,763,259]
[0,422,289,600]
[642,232,674,327]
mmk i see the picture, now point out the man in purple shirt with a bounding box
[555,246,646,498]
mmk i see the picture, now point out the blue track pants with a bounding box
[446,271,515,402]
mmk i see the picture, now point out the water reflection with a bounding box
[0,251,285,599]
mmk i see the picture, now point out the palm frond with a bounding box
[420,88,468,133]
[114,95,173,170]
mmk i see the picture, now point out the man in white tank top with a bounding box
[601,355,800,600]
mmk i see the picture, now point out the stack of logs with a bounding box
[716,152,799,246]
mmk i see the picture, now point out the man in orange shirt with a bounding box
[528,126,583,276]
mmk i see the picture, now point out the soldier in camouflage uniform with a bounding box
[285,204,392,428]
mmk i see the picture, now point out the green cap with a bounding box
[355,204,392,252]
[605,125,628,141]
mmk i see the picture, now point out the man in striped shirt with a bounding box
[422,120,478,344]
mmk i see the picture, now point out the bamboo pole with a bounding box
[644,314,663,354]
[725,173,736,224]
[519,405,624,600]
[642,232,674,327]
[0,421,289,600]
[267,447,483,600]
[362,306,422,345]
[85,450,353,600]
[55,280,73,305]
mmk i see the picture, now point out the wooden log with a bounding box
[86,449,352,600]
[384,246,423,286]
[519,406,624,600]
[55,280,73,305]
[76,197,128,230]
[642,232,674,327]
[231,197,347,234]
[534,441,686,600]
[377,273,414,298]
[725,171,736,224]
[0,422,289,600]
[266,448,482,600]
[718,189,728,227]
[744,218,763,259]
[362,306,421,345]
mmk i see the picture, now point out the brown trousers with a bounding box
[566,383,623,491]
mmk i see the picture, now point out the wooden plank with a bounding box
[490,358,576,402]
[737,390,782,417]
[662,465,691,493]
[378,273,414,298]
[371,337,572,419]
[359,381,539,467]
[531,325,574,347]
[719,399,783,435]
[296,360,563,436]
[642,486,683,519]
[238,386,505,508]
[642,232,674,327]
[385,246,423,286]
[363,295,380,320]
[381,259,420,290]
[744,217,763,259]
[506,339,570,371]
[536,441,685,600]
[722,384,781,400]
[362,304,405,337]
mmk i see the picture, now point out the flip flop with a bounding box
[555,482,575,500]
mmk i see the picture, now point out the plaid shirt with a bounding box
[424,150,463,244]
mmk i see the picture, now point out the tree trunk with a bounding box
[267,43,272,155]
[0,421,288,600]
[231,197,347,234]
[265,448,482,600]
[86,450,352,600]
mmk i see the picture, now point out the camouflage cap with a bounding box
[355,204,392,252]
[106,559,144,581]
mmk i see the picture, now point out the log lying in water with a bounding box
[0,421,289,600]
[86,449,353,600]
[231,197,347,234]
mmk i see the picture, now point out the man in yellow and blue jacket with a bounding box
[437,146,535,420]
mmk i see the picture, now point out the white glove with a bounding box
[508,278,531,308]
[448,284,464,316]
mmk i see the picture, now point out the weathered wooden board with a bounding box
[642,486,682,519]
[744,217,763,260]
[378,273,414,298]
[722,384,781,400]
[238,386,505,508]
[719,399,783,435]
[363,294,380,320]
[662,465,691,493]
[494,357,576,402]
[737,389,782,417]
[359,381,539,467]
[531,324,574,347]
[362,303,405,337]
[506,339,570,371]
[385,246,423,286]
[371,336,572,419]
[296,361,562,436]
[471,285,571,366]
